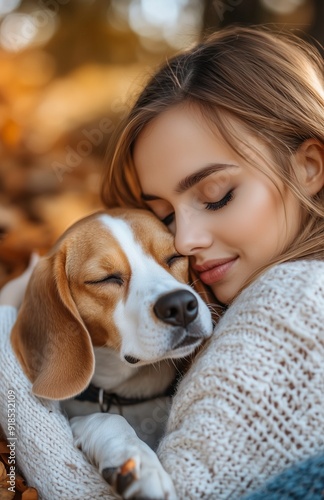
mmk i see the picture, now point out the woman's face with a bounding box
[133,105,302,304]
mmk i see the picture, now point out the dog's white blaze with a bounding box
[99,214,211,361]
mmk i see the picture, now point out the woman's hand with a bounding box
[0,253,39,308]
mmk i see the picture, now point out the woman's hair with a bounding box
[102,25,324,293]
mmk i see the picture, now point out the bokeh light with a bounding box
[0,9,58,52]
[0,0,21,17]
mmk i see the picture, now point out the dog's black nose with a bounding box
[154,290,198,327]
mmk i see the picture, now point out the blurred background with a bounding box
[0,0,323,286]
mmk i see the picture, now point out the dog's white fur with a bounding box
[11,208,213,499]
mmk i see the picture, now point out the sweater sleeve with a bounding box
[157,260,324,499]
[0,305,113,500]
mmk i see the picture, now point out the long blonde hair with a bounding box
[102,25,324,295]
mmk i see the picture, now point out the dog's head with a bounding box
[11,208,213,400]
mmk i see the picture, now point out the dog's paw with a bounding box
[102,458,137,497]
[102,454,177,500]
[70,414,177,499]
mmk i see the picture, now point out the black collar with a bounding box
[74,377,179,413]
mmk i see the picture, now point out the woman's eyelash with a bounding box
[161,189,234,225]
[205,190,234,211]
[161,213,175,226]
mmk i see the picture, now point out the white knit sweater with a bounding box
[0,260,323,499]
[0,307,113,500]
[157,260,324,498]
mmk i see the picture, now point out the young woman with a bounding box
[101,25,324,498]
[0,26,324,498]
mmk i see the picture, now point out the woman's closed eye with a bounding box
[161,190,234,226]
[205,190,234,211]
[162,212,175,226]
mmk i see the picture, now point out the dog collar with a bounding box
[75,378,179,414]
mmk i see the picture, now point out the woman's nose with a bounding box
[174,210,212,256]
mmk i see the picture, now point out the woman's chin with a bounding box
[211,284,236,307]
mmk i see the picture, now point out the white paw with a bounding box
[70,414,177,499]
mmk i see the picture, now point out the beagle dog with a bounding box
[11,208,213,499]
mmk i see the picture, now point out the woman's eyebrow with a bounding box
[175,163,237,194]
[141,163,237,201]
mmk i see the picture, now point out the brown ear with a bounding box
[11,250,95,400]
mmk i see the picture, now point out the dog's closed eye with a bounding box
[166,253,186,267]
[84,274,124,285]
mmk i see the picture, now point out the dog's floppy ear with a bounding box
[11,249,95,400]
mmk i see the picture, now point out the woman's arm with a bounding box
[158,260,324,499]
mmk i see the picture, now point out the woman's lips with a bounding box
[194,258,238,285]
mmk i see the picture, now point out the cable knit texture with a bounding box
[0,306,113,500]
[157,260,324,499]
[0,260,323,499]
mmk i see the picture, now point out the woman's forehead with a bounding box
[133,106,231,172]
[133,104,275,193]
